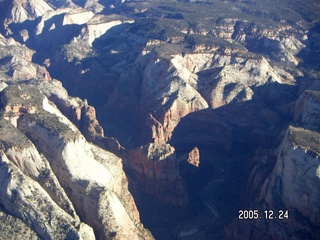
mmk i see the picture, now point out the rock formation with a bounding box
[227,125,320,240]
[187,147,200,167]
[0,83,152,239]
[226,86,320,239]
[0,0,320,239]
[126,143,188,206]
[2,0,52,27]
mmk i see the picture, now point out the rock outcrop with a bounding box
[227,125,320,240]
[2,0,52,27]
[76,14,134,46]
[294,90,320,131]
[126,143,188,206]
[0,84,152,240]
[44,8,303,210]
[0,36,52,81]
[0,205,40,240]
[0,119,94,240]
[227,88,320,240]
[187,147,200,167]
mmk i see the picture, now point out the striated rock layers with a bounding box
[126,143,188,206]
[0,84,152,240]
[0,34,52,81]
[108,47,288,206]
[227,89,320,240]
[227,127,320,240]
[11,0,307,210]
[44,11,305,208]
[2,0,52,27]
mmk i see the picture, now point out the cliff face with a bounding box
[0,84,152,239]
[126,143,188,206]
[0,118,94,240]
[30,0,315,217]
[264,126,320,223]
[2,0,52,27]
[228,126,320,240]
[294,90,320,131]
[0,35,51,81]
[227,89,320,240]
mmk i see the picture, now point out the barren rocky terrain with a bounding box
[0,0,319,239]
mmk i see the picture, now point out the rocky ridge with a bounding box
[0,83,152,239]
[0,27,152,238]
[228,119,320,240]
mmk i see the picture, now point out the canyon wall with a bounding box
[0,83,152,239]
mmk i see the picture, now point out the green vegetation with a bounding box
[1,85,78,142]
[128,17,185,41]
[151,42,189,59]
[0,119,32,148]
[56,42,98,62]
[123,0,320,30]
[124,0,318,60]
[1,85,44,108]
[289,126,320,155]
[24,110,79,141]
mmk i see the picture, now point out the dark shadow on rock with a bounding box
[91,22,132,48]
[32,24,85,62]
[2,14,85,64]
[296,22,320,71]
[167,81,297,238]
[171,82,297,157]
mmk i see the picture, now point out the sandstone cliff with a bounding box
[44,8,305,211]
[227,125,320,240]
[2,0,52,27]
[0,35,51,81]
[227,88,320,239]
[0,84,152,239]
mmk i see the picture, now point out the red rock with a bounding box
[187,147,200,167]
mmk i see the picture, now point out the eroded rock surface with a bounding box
[0,84,152,240]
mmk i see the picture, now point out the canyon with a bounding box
[0,0,319,239]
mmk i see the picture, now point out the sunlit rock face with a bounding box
[214,19,306,64]
[227,126,320,240]
[0,36,52,81]
[139,55,209,144]
[263,127,320,224]
[75,14,134,46]
[0,84,152,240]
[169,52,283,109]
[2,0,52,26]
[0,205,40,240]
[46,17,300,211]
[226,87,320,240]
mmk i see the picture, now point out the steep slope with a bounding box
[0,34,51,81]
[3,0,53,26]
[0,83,152,239]
[0,115,94,240]
[226,87,320,239]
[228,126,320,240]
[0,29,152,239]
[40,0,320,232]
